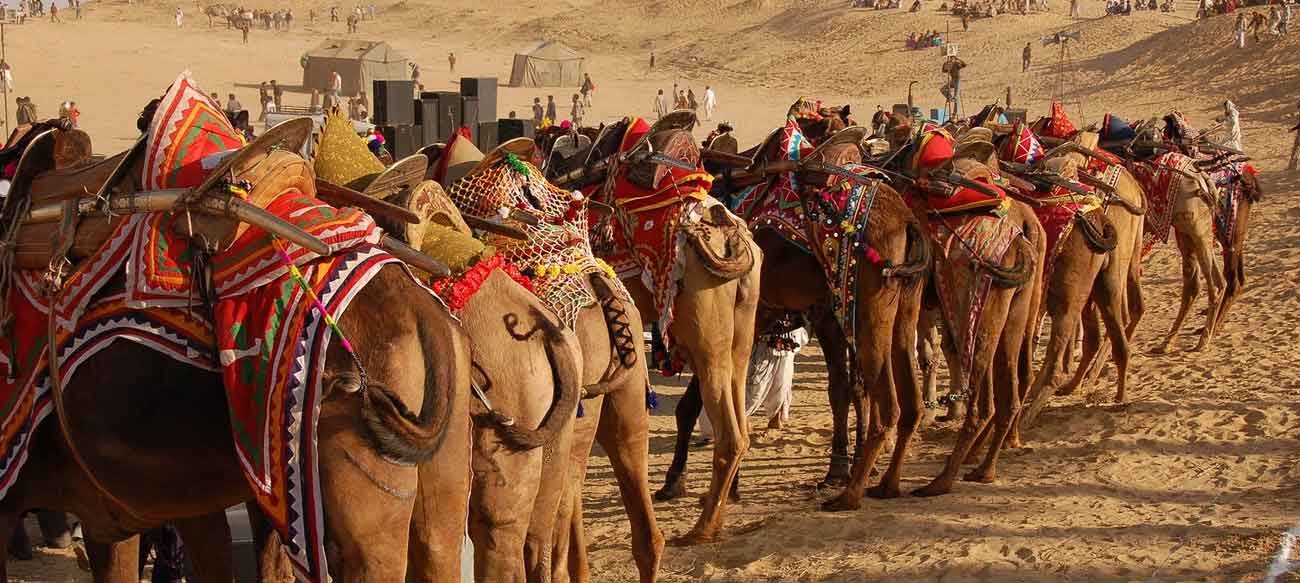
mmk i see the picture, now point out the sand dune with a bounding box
[5,0,1300,581]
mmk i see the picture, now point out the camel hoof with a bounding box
[818,474,849,489]
[667,530,720,547]
[820,493,862,512]
[866,484,902,499]
[963,469,996,483]
[654,478,687,502]
[912,482,952,498]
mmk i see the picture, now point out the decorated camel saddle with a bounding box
[997,124,1114,281]
[577,111,754,339]
[0,73,440,583]
[432,130,627,328]
[724,117,817,253]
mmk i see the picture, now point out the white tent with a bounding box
[508,41,585,88]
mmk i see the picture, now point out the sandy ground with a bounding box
[5,0,1300,580]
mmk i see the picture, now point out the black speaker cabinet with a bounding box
[497,118,531,143]
[380,125,418,159]
[372,80,415,126]
[461,97,480,145]
[418,98,439,146]
[477,121,499,151]
[431,91,462,142]
[459,77,497,124]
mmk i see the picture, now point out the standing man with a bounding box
[1235,13,1247,48]
[570,93,584,128]
[328,70,343,111]
[654,89,671,119]
[174,6,183,26]
[580,73,595,107]
[703,85,717,120]
[224,93,243,122]
[871,105,888,136]
[649,52,656,70]
[410,62,421,86]
[448,52,456,73]
[545,95,557,123]
[941,54,967,117]
[1217,100,1242,151]
[1022,42,1032,72]
[271,79,284,109]
[330,5,338,21]
[0,60,13,95]
[49,2,57,22]
[532,97,544,127]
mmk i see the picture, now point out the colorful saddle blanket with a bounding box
[917,206,1023,379]
[449,155,622,329]
[1130,151,1195,258]
[1206,160,1254,255]
[588,117,715,336]
[0,73,401,583]
[802,163,891,342]
[727,120,815,253]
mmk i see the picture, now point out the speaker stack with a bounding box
[459,77,499,151]
[496,118,534,143]
[374,80,417,158]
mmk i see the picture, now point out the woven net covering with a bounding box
[448,157,625,329]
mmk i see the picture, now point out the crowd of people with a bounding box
[6,0,84,22]
[1231,2,1291,47]
[653,83,718,120]
[526,73,600,129]
[906,30,945,49]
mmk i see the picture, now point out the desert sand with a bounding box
[5,0,1300,581]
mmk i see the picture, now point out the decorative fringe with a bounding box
[646,386,659,410]
[576,400,585,418]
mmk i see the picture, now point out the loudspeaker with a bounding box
[372,80,415,126]
[497,118,533,143]
[431,91,461,142]
[380,125,418,159]
[477,121,499,151]
[459,77,497,124]
[461,97,480,145]
[418,98,439,146]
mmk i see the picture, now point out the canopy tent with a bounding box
[301,39,409,97]
[508,41,585,88]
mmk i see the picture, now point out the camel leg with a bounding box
[85,537,141,583]
[966,288,1032,483]
[1125,238,1145,338]
[525,415,576,583]
[1058,303,1103,397]
[653,377,700,502]
[1190,230,1222,352]
[812,311,853,488]
[1212,201,1250,335]
[914,299,1005,497]
[918,318,941,410]
[247,504,295,583]
[870,281,925,499]
[173,513,233,583]
[822,281,899,512]
[936,318,967,422]
[553,397,599,583]
[595,384,664,582]
[1154,234,1202,354]
[1021,294,1087,426]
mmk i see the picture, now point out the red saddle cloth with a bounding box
[1129,151,1192,258]
[588,117,714,336]
[0,72,399,583]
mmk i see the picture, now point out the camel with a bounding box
[1135,152,1225,354]
[665,123,929,503]
[913,199,1045,494]
[552,113,761,545]
[983,131,1146,425]
[875,123,1045,494]
[0,104,476,581]
[413,138,662,580]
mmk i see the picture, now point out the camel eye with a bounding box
[330,373,365,396]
